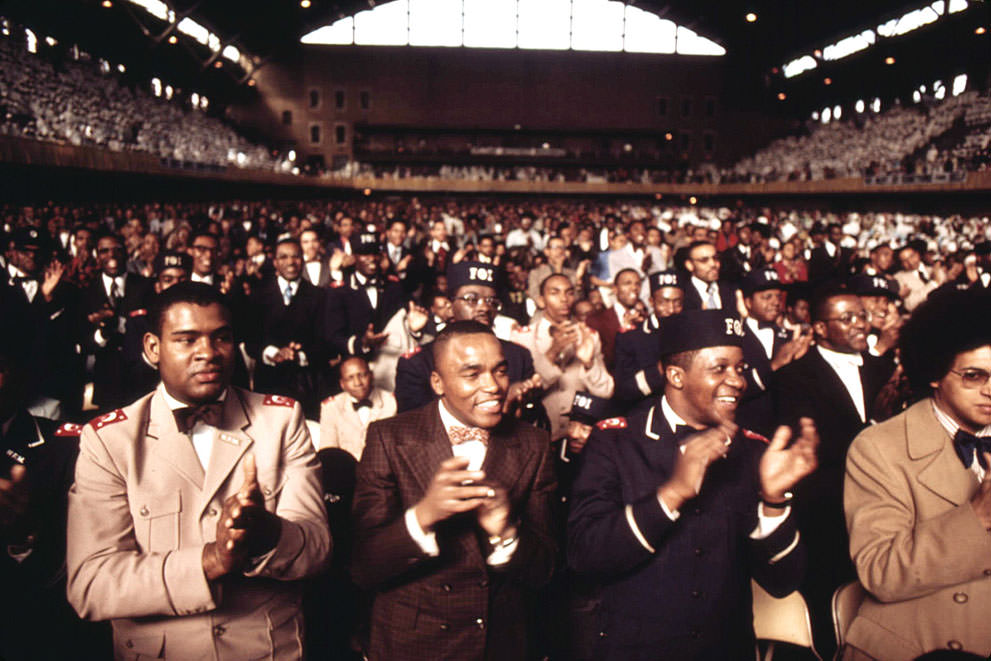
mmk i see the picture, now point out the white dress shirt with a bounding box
[746,317,776,359]
[353,271,378,309]
[7,264,37,303]
[102,272,125,301]
[403,400,518,565]
[305,261,322,285]
[690,275,721,310]
[816,345,866,423]
[161,387,229,471]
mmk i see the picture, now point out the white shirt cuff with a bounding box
[657,493,680,521]
[626,504,657,553]
[404,507,439,556]
[486,534,519,566]
[262,345,280,366]
[94,328,108,348]
[750,504,790,539]
[296,350,308,367]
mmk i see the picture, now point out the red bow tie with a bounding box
[449,426,490,446]
[173,402,222,434]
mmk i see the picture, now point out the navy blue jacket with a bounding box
[394,338,535,413]
[613,316,665,408]
[567,404,805,660]
[736,322,792,437]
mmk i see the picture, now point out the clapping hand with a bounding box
[758,417,819,509]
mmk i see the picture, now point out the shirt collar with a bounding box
[7,263,27,280]
[191,272,214,285]
[746,316,775,335]
[102,272,124,291]
[817,344,864,368]
[931,398,991,439]
[691,275,714,294]
[438,399,479,435]
[277,275,300,292]
[160,383,228,411]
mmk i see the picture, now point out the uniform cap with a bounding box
[659,310,745,356]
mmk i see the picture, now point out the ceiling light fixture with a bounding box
[745,12,757,23]
[884,56,895,65]
[168,35,178,44]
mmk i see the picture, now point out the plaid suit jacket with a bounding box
[352,402,557,661]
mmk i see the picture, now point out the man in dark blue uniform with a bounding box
[737,268,812,436]
[568,310,819,660]
[395,261,539,414]
[614,270,684,406]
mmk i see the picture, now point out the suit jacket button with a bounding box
[953,592,968,603]
[126,641,134,649]
[948,640,963,651]
[442,584,452,592]
[476,618,484,630]
[479,579,489,588]
[214,625,226,637]
[693,547,704,556]
[439,623,449,631]
[139,506,149,516]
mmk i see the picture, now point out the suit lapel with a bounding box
[396,403,454,496]
[481,422,524,498]
[148,388,206,488]
[909,400,976,506]
[198,389,253,515]
[810,350,864,423]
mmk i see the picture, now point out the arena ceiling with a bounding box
[2,0,987,107]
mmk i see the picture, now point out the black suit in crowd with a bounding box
[807,244,855,284]
[394,338,536,413]
[613,316,666,406]
[0,412,110,659]
[736,322,792,437]
[568,404,805,660]
[719,245,767,283]
[78,273,150,412]
[246,277,328,413]
[325,272,406,357]
[680,278,739,312]
[773,347,895,656]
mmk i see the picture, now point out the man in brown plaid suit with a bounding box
[352,320,557,661]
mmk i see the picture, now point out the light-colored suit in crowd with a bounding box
[844,399,991,660]
[66,385,331,660]
[893,266,941,311]
[319,387,397,460]
[511,318,613,440]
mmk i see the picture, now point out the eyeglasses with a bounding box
[949,368,991,389]
[823,311,871,324]
[454,294,502,310]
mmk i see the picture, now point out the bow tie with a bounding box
[449,425,490,446]
[173,402,222,434]
[953,429,991,470]
[673,424,699,444]
[360,277,382,289]
[757,320,776,330]
[11,276,35,285]
[352,398,373,411]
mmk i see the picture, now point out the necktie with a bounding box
[173,402,222,434]
[449,426,490,446]
[918,268,930,284]
[953,429,991,470]
[109,279,121,309]
[352,398,373,411]
[705,284,718,310]
[283,284,293,306]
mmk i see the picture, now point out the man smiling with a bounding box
[352,321,556,661]
[66,282,330,659]
[568,310,818,659]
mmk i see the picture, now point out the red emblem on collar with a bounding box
[128,308,147,318]
[55,422,84,437]
[596,417,627,430]
[401,346,422,360]
[264,394,296,408]
[89,409,128,430]
[742,429,770,444]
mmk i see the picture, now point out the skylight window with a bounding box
[783,55,817,79]
[952,73,967,96]
[822,29,875,61]
[301,0,723,55]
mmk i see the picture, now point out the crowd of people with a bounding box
[4,193,991,660]
[0,27,279,170]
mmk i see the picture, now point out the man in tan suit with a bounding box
[512,273,613,440]
[844,289,991,660]
[66,282,331,660]
[319,356,396,459]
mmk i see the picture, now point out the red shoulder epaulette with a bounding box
[514,325,530,334]
[264,394,296,408]
[322,395,334,405]
[128,308,147,318]
[742,429,770,444]
[597,417,627,430]
[401,346,422,360]
[330,280,344,288]
[55,422,84,437]
[387,274,399,282]
[89,409,128,431]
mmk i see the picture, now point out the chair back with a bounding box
[752,580,821,661]
[832,581,867,652]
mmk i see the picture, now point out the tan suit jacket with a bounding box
[318,387,396,459]
[893,268,941,311]
[844,399,991,660]
[510,319,613,439]
[67,385,331,660]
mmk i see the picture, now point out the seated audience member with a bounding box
[0,324,109,659]
[527,235,578,301]
[319,356,396,459]
[122,250,191,397]
[737,268,812,436]
[681,240,738,311]
[396,261,538,414]
[66,283,331,660]
[850,273,903,357]
[300,227,332,288]
[773,288,896,658]
[568,310,819,660]
[894,241,944,311]
[844,289,991,660]
[512,273,614,440]
[613,269,684,405]
[773,237,809,284]
[351,321,557,661]
[585,268,643,371]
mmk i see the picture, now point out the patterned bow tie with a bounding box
[449,426,490,446]
[173,402,222,434]
[352,398,373,411]
[953,429,991,470]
